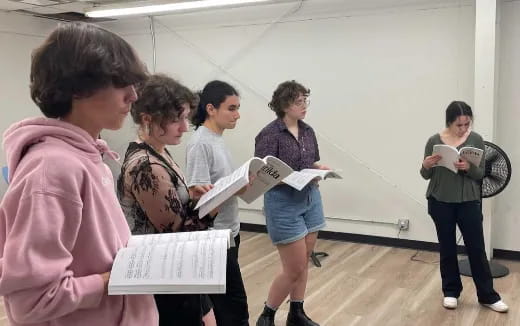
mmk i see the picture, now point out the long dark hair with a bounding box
[445,101,473,127]
[190,80,239,129]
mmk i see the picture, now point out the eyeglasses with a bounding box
[293,98,310,108]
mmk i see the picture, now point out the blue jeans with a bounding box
[264,184,326,245]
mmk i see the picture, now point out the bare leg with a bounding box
[290,232,318,300]
[202,308,216,326]
[265,236,311,308]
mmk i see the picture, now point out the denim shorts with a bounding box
[264,184,326,245]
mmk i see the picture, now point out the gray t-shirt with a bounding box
[186,126,240,237]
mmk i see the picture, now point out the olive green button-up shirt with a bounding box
[420,131,484,203]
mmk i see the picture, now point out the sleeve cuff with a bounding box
[75,274,105,310]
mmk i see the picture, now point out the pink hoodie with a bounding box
[0,117,158,325]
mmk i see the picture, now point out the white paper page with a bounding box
[195,161,251,210]
[239,156,294,203]
[432,144,459,173]
[282,171,317,191]
[127,229,231,248]
[459,147,484,167]
[197,179,248,218]
[300,169,343,179]
[109,237,227,294]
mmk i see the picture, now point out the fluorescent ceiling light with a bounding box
[85,0,272,18]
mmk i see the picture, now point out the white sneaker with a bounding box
[483,300,509,313]
[443,297,458,309]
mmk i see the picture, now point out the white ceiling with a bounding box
[0,0,196,15]
[0,0,483,20]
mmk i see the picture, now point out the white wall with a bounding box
[101,0,477,244]
[1,0,518,251]
[0,12,57,197]
[494,0,520,251]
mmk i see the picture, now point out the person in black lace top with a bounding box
[117,74,216,326]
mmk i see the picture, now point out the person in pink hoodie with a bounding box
[0,22,159,325]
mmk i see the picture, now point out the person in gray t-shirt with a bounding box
[186,126,239,236]
[186,80,249,326]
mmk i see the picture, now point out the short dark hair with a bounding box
[30,22,147,118]
[131,74,197,131]
[269,80,310,118]
[445,101,473,127]
[190,80,239,129]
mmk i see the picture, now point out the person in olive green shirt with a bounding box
[421,101,508,313]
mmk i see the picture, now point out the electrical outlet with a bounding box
[398,219,409,230]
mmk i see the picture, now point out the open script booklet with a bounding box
[282,169,342,191]
[195,155,342,218]
[108,229,230,295]
[432,144,483,173]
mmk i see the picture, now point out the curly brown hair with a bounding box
[131,74,198,132]
[30,22,148,118]
[268,80,310,118]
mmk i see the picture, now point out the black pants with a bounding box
[154,293,212,326]
[428,198,500,304]
[210,234,250,325]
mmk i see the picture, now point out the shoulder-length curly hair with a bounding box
[268,80,310,118]
[131,74,198,132]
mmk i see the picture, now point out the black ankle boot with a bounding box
[256,304,276,326]
[286,301,319,326]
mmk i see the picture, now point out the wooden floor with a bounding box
[1,231,519,325]
[240,231,520,326]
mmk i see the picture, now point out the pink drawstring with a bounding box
[94,139,120,162]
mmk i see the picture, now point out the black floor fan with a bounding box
[458,141,512,278]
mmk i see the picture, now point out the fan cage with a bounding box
[481,141,512,198]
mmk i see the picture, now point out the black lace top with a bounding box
[117,142,213,234]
